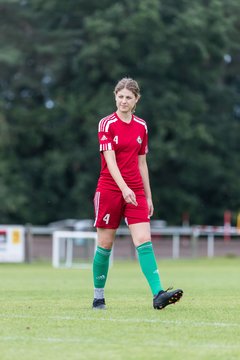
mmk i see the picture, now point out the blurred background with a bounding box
[0,0,240,228]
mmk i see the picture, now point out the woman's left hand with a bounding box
[147,198,154,217]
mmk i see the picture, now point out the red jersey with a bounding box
[96,112,148,192]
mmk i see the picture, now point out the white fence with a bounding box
[2,223,238,264]
[50,226,240,268]
[117,225,240,259]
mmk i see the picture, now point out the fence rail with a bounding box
[116,225,240,258]
[22,225,240,262]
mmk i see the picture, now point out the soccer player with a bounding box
[92,77,183,310]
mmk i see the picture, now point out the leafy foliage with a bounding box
[0,0,239,225]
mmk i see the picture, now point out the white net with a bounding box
[52,231,97,268]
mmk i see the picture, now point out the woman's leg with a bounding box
[92,228,116,309]
[129,222,183,309]
[129,222,163,296]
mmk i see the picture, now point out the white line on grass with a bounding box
[79,316,240,328]
[0,313,239,328]
[0,335,240,349]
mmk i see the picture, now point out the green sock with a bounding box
[93,246,111,288]
[136,241,163,296]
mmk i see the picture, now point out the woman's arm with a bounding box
[103,150,138,206]
[138,154,154,216]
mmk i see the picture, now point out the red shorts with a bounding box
[93,189,150,229]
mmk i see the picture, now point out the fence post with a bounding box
[52,231,60,268]
[25,223,33,263]
[207,234,214,257]
[172,234,180,258]
[191,228,199,257]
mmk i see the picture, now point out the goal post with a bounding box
[52,231,98,268]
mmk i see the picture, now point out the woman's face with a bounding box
[115,88,139,114]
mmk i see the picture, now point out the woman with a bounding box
[92,77,183,310]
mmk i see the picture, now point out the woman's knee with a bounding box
[134,236,151,247]
[129,223,151,247]
[97,238,113,249]
[97,228,115,249]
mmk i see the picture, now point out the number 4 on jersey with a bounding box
[113,136,118,144]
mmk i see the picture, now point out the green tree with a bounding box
[0,0,239,225]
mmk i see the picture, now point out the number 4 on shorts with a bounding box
[103,214,110,224]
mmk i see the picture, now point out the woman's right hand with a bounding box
[122,186,138,206]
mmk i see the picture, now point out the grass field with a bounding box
[0,257,240,360]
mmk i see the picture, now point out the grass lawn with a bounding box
[0,257,239,360]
